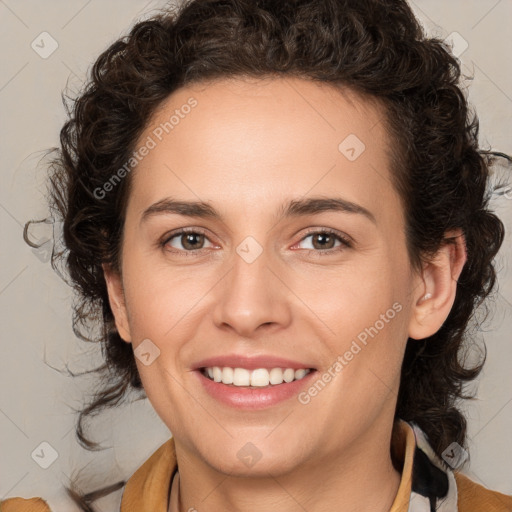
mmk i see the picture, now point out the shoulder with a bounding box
[455,472,512,512]
[0,497,52,511]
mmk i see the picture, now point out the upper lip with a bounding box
[192,354,317,371]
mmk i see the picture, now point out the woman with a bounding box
[3,0,512,510]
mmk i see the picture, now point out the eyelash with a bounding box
[292,228,352,256]
[160,227,352,257]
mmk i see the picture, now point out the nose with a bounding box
[212,244,292,338]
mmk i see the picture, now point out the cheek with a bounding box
[121,251,205,340]
[299,250,410,376]
[296,260,399,333]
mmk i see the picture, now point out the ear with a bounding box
[102,263,132,343]
[408,229,467,341]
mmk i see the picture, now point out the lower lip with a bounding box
[195,369,318,409]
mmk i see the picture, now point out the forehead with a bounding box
[127,76,399,225]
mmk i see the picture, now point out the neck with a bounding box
[169,421,403,512]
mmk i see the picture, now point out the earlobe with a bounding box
[408,230,467,341]
[102,263,132,343]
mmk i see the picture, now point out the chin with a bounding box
[199,441,302,478]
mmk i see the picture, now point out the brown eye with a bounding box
[295,229,351,255]
[163,229,215,252]
[180,232,205,250]
[311,232,336,250]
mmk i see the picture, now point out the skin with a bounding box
[104,76,466,512]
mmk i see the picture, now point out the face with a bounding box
[105,76,424,477]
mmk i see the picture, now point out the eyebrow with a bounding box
[140,196,376,225]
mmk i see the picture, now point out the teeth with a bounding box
[294,369,308,380]
[221,366,234,385]
[269,368,283,385]
[213,367,222,383]
[283,368,295,383]
[203,366,312,387]
[250,368,269,387]
[233,368,250,386]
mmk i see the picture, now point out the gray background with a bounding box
[1,1,511,510]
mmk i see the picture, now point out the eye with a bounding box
[161,228,216,253]
[294,229,352,255]
[160,227,351,256]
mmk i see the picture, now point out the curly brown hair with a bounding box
[25,0,508,508]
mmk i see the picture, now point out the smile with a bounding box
[201,366,313,387]
[196,366,318,409]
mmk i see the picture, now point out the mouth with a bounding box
[195,365,319,409]
[199,366,314,388]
